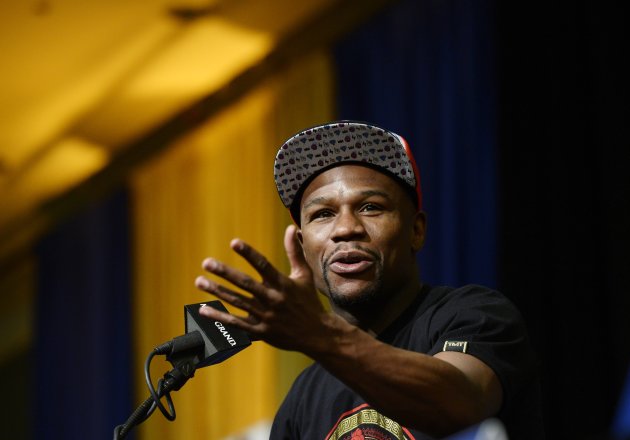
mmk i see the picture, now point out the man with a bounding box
[195,121,543,439]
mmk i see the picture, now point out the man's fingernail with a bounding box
[204,259,217,270]
[196,276,209,288]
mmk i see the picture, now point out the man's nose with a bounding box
[331,209,366,242]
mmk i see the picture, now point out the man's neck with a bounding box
[331,280,423,336]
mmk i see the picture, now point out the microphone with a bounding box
[156,301,251,370]
[113,301,251,439]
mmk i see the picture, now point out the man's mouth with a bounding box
[328,250,375,274]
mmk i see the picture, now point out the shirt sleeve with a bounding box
[270,393,296,439]
[269,370,306,440]
[425,285,539,411]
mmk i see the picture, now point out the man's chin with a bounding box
[323,266,383,308]
[327,282,383,308]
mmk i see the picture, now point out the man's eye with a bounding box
[360,203,382,212]
[311,210,333,220]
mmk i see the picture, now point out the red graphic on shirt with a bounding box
[351,428,365,440]
[325,404,416,440]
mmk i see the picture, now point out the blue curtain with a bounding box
[613,367,630,439]
[333,0,497,287]
[34,190,133,440]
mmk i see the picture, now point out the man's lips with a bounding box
[328,250,375,275]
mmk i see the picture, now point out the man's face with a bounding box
[297,165,425,308]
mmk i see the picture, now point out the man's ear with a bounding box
[411,211,427,252]
[296,228,309,260]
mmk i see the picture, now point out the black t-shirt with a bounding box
[270,284,544,439]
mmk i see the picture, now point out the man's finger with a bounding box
[197,303,259,334]
[201,257,272,301]
[195,275,264,317]
[229,239,283,286]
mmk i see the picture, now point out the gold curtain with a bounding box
[130,50,335,439]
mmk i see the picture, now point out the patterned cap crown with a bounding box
[274,121,421,211]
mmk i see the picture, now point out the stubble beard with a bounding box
[322,259,385,309]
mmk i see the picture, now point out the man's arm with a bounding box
[196,225,502,438]
[305,320,503,437]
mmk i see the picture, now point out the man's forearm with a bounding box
[305,314,498,438]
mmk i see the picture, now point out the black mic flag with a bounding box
[183,301,251,368]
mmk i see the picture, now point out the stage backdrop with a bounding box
[32,1,630,439]
[32,1,504,438]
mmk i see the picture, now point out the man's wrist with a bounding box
[304,313,376,364]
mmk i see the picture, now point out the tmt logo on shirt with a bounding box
[442,340,468,353]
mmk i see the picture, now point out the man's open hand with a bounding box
[195,225,333,353]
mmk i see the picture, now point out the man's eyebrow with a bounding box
[302,196,329,211]
[302,190,391,210]
[360,189,390,199]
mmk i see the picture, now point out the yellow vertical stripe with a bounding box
[130,51,334,439]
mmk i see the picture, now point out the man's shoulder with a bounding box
[422,284,520,316]
[426,283,509,301]
[419,284,526,338]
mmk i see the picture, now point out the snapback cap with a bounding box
[274,121,422,218]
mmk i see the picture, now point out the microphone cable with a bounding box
[113,332,204,439]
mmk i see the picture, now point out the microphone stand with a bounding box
[113,338,204,440]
